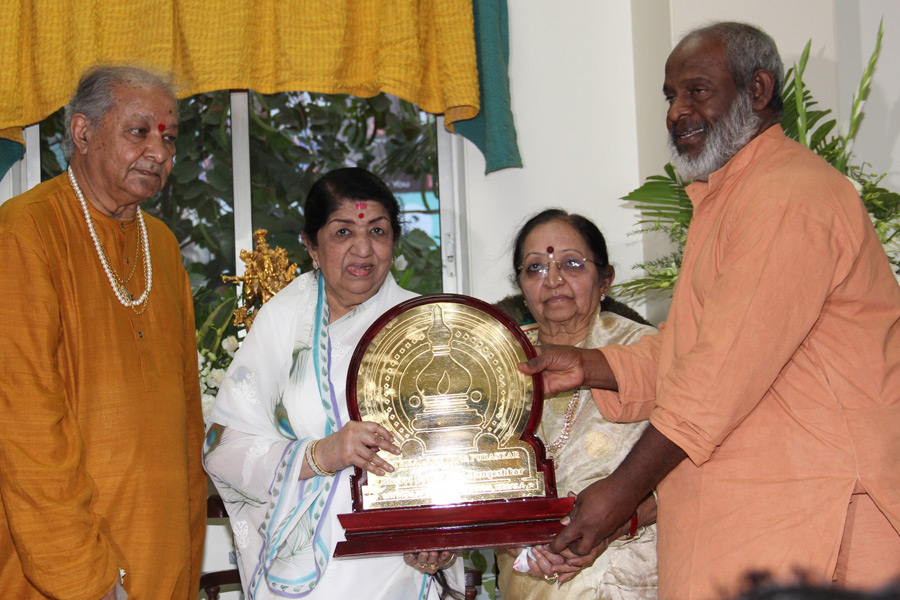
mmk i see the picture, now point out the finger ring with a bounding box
[543,573,558,584]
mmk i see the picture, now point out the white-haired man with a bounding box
[0,66,205,599]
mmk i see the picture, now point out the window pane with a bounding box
[39,108,66,181]
[247,91,442,294]
[160,91,235,301]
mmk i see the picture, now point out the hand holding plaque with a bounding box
[334,294,574,557]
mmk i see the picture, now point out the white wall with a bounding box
[671,1,842,113]
[836,1,900,192]
[461,2,648,310]
[461,1,900,321]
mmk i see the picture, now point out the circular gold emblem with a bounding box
[351,296,545,508]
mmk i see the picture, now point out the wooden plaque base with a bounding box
[333,496,574,557]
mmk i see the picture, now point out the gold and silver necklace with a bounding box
[67,166,152,313]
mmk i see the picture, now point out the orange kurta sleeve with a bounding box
[592,326,664,422]
[0,206,120,599]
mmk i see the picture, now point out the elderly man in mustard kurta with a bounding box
[0,66,205,599]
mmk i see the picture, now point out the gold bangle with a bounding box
[306,439,337,476]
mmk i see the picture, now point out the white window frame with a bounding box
[7,99,470,294]
[0,124,39,205]
[436,115,470,296]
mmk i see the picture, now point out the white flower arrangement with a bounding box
[198,334,240,426]
[194,230,297,425]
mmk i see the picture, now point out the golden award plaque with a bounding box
[334,294,574,558]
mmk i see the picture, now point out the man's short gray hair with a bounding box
[63,65,176,159]
[684,22,785,119]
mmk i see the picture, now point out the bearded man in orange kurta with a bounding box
[0,66,206,599]
[521,22,900,600]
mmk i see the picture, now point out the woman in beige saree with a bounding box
[495,209,658,600]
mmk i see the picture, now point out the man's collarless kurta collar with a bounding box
[684,124,786,211]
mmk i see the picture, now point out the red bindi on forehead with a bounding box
[158,123,166,133]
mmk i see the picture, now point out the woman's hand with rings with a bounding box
[520,545,578,583]
[315,421,400,475]
[554,543,604,584]
[404,550,455,574]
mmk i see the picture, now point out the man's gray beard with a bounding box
[668,92,762,182]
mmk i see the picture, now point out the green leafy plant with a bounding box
[617,21,900,298]
[616,164,691,298]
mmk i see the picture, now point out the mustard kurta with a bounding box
[596,127,900,599]
[0,174,206,599]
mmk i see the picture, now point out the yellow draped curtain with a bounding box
[0,0,479,145]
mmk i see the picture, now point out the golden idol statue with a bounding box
[222,229,298,330]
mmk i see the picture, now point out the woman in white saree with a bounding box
[204,168,462,599]
[495,209,659,600]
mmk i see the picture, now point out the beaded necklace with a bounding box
[67,166,152,313]
[542,387,582,458]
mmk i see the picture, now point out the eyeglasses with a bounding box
[517,257,598,280]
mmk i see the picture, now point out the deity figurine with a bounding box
[222,229,298,330]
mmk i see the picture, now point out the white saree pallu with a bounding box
[204,271,462,599]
